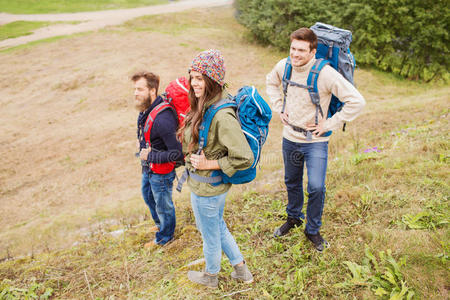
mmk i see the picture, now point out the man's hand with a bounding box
[279,112,289,125]
[191,150,220,170]
[306,118,327,137]
[140,146,151,160]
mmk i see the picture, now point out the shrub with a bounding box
[235,0,449,82]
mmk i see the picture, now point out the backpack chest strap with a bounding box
[284,79,309,90]
[282,57,329,125]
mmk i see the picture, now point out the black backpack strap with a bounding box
[287,123,314,141]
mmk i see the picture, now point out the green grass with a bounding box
[0,0,169,14]
[0,21,56,41]
[0,32,88,53]
[0,6,449,300]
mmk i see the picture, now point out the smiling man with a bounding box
[266,27,365,251]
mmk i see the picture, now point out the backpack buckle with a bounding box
[309,91,320,105]
[327,43,334,59]
[199,137,205,151]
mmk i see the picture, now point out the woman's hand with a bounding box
[191,150,220,170]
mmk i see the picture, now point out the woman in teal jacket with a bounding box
[178,49,254,288]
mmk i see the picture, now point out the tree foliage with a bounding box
[235,0,449,81]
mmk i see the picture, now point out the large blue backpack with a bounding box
[176,86,272,191]
[282,22,355,137]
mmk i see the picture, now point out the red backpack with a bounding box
[165,77,190,126]
[143,77,190,174]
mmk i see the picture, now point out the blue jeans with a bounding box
[141,170,176,245]
[190,192,244,274]
[282,138,328,235]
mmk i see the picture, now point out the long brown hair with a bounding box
[177,74,223,152]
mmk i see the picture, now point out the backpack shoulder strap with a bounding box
[143,102,174,144]
[198,97,236,151]
[281,57,310,113]
[307,58,330,94]
[281,57,292,113]
[160,93,180,123]
[180,97,236,189]
[306,58,329,124]
[282,57,293,83]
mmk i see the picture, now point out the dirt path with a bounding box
[0,0,232,48]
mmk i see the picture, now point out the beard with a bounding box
[135,95,151,112]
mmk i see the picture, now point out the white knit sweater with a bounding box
[266,57,366,143]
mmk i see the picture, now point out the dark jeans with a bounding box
[141,170,176,245]
[282,138,328,234]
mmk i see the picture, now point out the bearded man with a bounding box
[132,71,182,248]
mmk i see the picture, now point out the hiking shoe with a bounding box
[144,237,174,249]
[187,271,218,288]
[304,230,330,252]
[231,261,253,283]
[144,240,160,250]
[273,217,303,237]
[149,225,159,233]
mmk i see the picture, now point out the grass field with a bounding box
[0,4,448,300]
[0,21,82,41]
[0,21,53,40]
[0,0,169,14]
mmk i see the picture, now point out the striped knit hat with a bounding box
[189,49,226,86]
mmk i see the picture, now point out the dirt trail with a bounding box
[0,0,232,48]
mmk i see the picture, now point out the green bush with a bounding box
[235,0,449,82]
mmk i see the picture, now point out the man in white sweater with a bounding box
[266,27,365,251]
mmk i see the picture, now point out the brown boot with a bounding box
[149,225,159,233]
[144,240,159,250]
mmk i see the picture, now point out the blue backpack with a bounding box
[176,86,272,191]
[282,22,355,137]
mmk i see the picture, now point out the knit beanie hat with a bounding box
[189,49,226,86]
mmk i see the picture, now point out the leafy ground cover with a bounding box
[0,0,169,14]
[0,5,448,299]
